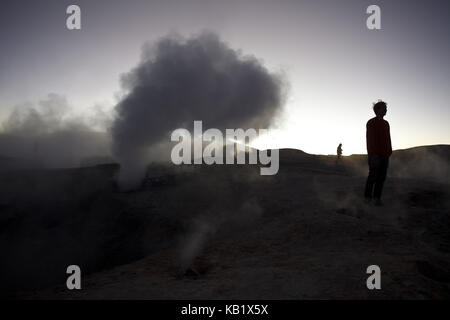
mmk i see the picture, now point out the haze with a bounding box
[0,0,449,155]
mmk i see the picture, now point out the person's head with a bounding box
[373,100,387,117]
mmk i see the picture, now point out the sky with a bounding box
[0,0,449,155]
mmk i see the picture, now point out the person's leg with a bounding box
[364,155,378,199]
[373,156,389,200]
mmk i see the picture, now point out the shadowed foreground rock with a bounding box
[1,146,449,299]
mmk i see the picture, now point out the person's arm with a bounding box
[366,121,374,155]
[387,122,392,156]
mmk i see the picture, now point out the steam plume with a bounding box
[111,32,286,188]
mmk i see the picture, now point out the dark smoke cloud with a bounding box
[112,32,287,188]
[0,94,112,169]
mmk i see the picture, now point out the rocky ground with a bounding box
[2,146,450,299]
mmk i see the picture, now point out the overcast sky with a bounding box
[1,0,449,155]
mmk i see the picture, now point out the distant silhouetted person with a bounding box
[337,143,343,159]
[364,100,392,206]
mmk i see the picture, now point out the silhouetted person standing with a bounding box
[337,143,343,159]
[364,100,392,206]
